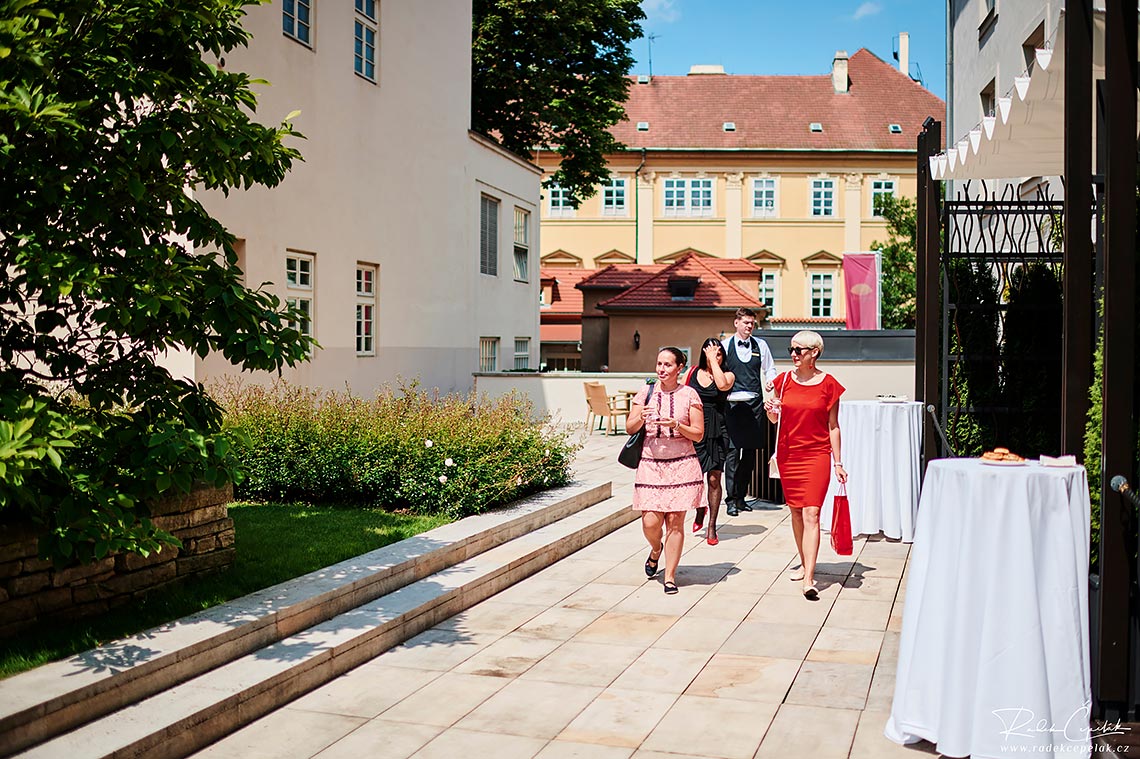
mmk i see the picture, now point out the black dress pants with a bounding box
[724,447,755,505]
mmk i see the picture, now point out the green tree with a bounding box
[0,0,313,564]
[870,194,918,329]
[471,0,645,204]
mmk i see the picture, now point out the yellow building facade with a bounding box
[538,49,945,327]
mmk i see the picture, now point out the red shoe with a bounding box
[691,522,704,534]
[706,534,719,546]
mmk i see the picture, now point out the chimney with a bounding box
[688,64,726,76]
[898,32,910,76]
[832,50,849,93]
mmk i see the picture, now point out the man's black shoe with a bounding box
[738,502,753,512]
[726,503,740,517]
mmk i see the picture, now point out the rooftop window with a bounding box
[668,276,700,300]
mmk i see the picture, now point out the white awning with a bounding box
[934,9,1127,182]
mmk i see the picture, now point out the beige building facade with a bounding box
[539,49,945,328]
[165,0,540,394]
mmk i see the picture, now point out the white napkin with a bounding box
[1039,454,1077,467]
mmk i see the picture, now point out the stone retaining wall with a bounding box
[0,485,235,638]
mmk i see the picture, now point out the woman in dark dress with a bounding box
[687,338,736,545]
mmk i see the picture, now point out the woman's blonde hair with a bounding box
[791,330,824,357]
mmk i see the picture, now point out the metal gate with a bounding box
[939,182,1066,459]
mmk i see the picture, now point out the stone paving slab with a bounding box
[190,433,941,759]
[0,480,613,756]
[15,488,636,759]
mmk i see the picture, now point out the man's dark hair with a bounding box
[734,307,756,320]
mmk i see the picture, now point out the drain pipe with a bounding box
[634,148,647,263]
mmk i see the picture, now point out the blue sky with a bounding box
[633,0,947,100]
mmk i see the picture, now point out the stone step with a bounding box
[0,481,612,757]
[13,494,638,759]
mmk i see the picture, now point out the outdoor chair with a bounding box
[584,382,629,435]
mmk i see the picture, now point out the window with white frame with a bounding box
[752,178,777,218]
[664,178,713,217]
[285,251,314,338]
[663,178,687,215]
[283,0,312,46]
[548,183,574,217]
[758,271,778,317]
[513,208,529,282]
[811,179,836,217]
[353,7,377,83]
[810,272,834,318]
[285,252,313,289]
[871,179,896,217]
[602,178,627,215]
[514,338,530,370]
[355,264,377,355]
[480,195,498,276]
[479,337,499,372]
[689,179,713,216]
[286,297,312,337]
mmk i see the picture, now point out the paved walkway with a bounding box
[193,433,941,759]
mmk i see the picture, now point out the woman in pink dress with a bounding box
[627,347,705,594]
[763,331,848,599]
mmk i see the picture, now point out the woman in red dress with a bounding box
[764,331,848,599]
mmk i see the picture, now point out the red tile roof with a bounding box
[598,253,765,312]
[540,323,582,343]
[613,49,945,151]
[705,259,764,274]
[577,264,667,290]
[540,268,591,315]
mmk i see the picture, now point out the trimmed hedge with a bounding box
[216,380,579,518]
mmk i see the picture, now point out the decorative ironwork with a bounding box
[940,180,1065,458]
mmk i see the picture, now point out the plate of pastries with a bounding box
[980,447,1027,465]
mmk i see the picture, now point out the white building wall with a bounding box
[182,0,539,395]
[948,0,1060,195]
[468,134,542,372]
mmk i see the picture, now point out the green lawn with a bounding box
[0,502,450,679]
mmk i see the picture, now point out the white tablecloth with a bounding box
[886,458,1091,759]
[821,400,922,542]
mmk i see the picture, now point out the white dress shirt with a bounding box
[721,335,777,384]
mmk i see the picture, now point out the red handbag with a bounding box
[830,484,853,556]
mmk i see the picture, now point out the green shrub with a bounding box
[1084,305,1104,572]
[216,380,579,518]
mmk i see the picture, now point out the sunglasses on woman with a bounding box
[788,346,813,355]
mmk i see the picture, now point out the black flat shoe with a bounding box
[726,503,739,517]
[644,547,662,578]
[663,581,679,595]
[738,502,753,512]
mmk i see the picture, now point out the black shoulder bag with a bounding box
[617,381,655,469]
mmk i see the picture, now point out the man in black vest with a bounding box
[721,307,776,516]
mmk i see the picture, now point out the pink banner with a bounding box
[842,253,879,330]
